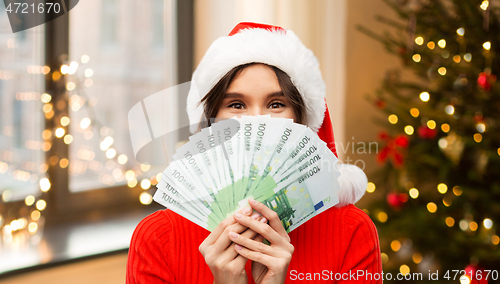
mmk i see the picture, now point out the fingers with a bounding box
[248,199,290,242]
[229,231,280,258]
[232,239,292,271]
[199,206,253,255]
[233,211,286,246]
[211,211,263,255]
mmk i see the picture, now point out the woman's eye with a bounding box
[228,103,245,109]
[269,101,285,109]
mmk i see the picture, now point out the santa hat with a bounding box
[187,22,367,207]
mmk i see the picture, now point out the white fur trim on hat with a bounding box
[335,164,368,207]
[187,27,326,133]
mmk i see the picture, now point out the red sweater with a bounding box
[126,205,382,283]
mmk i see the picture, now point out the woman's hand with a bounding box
[199,206,265,284]
[229,199,294,284]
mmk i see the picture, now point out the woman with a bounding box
[127,22,382,283]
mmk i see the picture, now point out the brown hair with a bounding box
[199,63,306,129]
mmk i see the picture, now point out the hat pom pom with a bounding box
[335,164,368,207]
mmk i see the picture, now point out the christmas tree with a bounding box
[360,0,500,282]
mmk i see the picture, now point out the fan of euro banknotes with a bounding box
[153,116,340,232]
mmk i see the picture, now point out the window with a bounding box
[0,21,45,201]
[0,0,188,210]
[68,0,174,193]
[0,0,194,274]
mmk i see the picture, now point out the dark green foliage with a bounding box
[360,0,500,282]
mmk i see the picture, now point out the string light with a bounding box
[36,200,47,211]
[438,67,447,75]
[378,212,388,223]
[28,222,38,234]
[427,202,437,213]
[55,128,65,138]
[474,133,482,143]
[483,218,493,229]
[453,186,462,196]
[427,41,435,49]
[456,27,465,36]
[81,54,90,63]
[43,103,53,113]
[366,182,376,193]
[445,105,454,115]
[437,39,446,48]
[400,265,410,276]
[388,114,398,124]
[443,197,452,207]
[409,188,419,199]
[141,164,151,172]
[60,116,70,126]
[80,118,91,129]
[469,221,478,231]
[415,36,424,45]
[453,55,461,63]
[464,53,472,62]
[40,93,52,103]
[459,220,468,231]
[480,0,489,10]
[476,123,486,133]
[85,69,94,78]
[427,120,436,129]
[140,179,151,189]
[127,178,138,188]
[39,178,51,192]
[31,210,41,221]
[66,82,76,91]
[446,217,455,227]
[2,190,12,202]
[410,108,419,117]
[106,148,117,159]
[391,240,401,251]
[59,158,69,168]
[140,192,153,205]
[419,92,430,102]
[412,54,421,62]
[437,183,448,194]
[483,41,491,50]
[63,134,74,144]
[25,195,35,206]
[381,253,389,263]
[60,64,69,74]
[118,154,128,165]
[68,61,79,75]
[412,253,422,264]
[492,235,499,245]
[404,125,414,135]
[441,123,450,133]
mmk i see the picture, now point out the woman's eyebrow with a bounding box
[223,93,245,99]
[267,91,284,98]
[223,91,284,99]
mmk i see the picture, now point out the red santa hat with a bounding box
[187,22,367,206]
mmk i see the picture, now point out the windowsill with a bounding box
[0,206,160,278]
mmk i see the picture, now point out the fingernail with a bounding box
[249,199,258,205]
[243,206,252,214]
[251,212,260,219]
[260,217,267,223]
[230,232,239,239]
[234,213,243,219]
[235,244,242,251]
